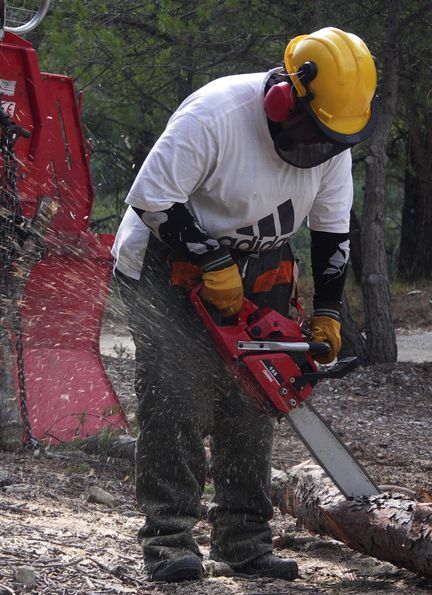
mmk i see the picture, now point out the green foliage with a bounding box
[37,0,291,203]
[97,427,118,455]
[65,462,92,474]
[204,481,215,495]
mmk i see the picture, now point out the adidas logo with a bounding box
[218,199,294,251]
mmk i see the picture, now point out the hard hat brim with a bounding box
[301,93,378,145]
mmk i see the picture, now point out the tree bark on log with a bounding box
[82,432,136,461]
[274,460,432,578]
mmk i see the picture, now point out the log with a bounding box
[273,460,432,578]
[82,432,136,461]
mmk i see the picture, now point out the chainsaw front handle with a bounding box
[237,340,330,354]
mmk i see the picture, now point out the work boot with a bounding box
[234,553,298,580]
[148,556,204,583]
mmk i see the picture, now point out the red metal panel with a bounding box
[19,235,129,443]
[39,72,94,233]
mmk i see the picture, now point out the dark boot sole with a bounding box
[152,569,203,583]
[150,559,204,583]
[233,569,298,580]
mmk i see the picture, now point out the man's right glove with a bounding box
[310,315,341,364]
[200,263,244,318]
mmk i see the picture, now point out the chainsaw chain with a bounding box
[0,102,37,448]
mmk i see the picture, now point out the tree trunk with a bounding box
[361,0,400,364]
[273,460,432,578]
[340,209,368,364]
[339,294,368,364]
[349,208,362,285]
[399,112,432,280]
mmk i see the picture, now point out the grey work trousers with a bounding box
[115,238,295,571]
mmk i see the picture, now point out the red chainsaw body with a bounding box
[190,286,318,415]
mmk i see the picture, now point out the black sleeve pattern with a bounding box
[310,230,350,321]
[132,203,233,269]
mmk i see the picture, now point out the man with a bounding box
[112,27,377,583]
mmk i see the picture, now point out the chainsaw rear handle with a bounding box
[292,356,359,390]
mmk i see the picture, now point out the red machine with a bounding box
[190,287,323,415]
[0,28,129,443]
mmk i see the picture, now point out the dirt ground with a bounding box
[1,284,431,594]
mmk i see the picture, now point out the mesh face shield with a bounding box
[273,110,351,169]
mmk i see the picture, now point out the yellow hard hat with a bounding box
[284,27,377,143]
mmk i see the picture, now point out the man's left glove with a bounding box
[310,315,341,364]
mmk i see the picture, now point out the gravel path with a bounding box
[395,330,432,362]
[99,329,432,363]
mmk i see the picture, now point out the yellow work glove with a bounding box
[200,263,244,318]
[310,315,341,364]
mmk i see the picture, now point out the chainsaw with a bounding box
[190,285,380,499]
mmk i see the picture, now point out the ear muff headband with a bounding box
[264,81,297,122]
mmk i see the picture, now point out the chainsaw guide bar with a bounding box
[286,401,380,498]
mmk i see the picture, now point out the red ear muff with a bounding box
[264,81,297,122]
